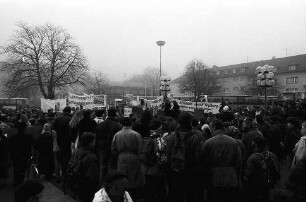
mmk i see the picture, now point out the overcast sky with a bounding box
[1,0,306,82]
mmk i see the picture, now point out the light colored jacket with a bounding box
[92,188,133,202]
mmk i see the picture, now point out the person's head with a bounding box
[242,116,254,131]
[41,123,51,134]
[149,118,162,131]
[104,170,129,199]
[121,117,132,127]
[15,180,44,202]
[251,135,266,152]
[178,112,192,130]
[140,110,152,125]
[95,109,104,118]
[82,109,91,118]
[255,114,264,124]
[80,132,95,150]
[108,108,117,118]
[63,106,71,114]
[286,117,301,130]
[209,119,223,133]
[192,118,199,128]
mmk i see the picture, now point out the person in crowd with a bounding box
[165,112,202,202]
[50,121,61,183]
[284,117,301,167]
[53,106,72,179]
[170,100,180,119]
[291,121,306,169]
[220,106,234,123]
[38,123,54,180]
[202,119,242,202]
[112,117,145,202]
[0,123,9,188]
[77,109,97,140]
[242,116,264,159]
[9,116,33,187]
[266,116,283,159]
[192,117,205,140]
[273,159,306,202]
[69,109,84,151]
[15,179,44,202]
[74,132,100,202]
[94,109,105,124]
[255,114,270,144]
[133,109,153,138]
[93,170,133,202]
[96,108,122,185]
[245,136,280,202]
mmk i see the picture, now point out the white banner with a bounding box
[176,100,221,114]
[41,98,67,112]
[68,93,107,109]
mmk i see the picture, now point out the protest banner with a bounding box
[176,100,221,114]
[41,98,66,112]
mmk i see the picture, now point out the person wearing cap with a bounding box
[93,170,133,202]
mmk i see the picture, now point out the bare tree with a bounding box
[0,23,89,99]
[179,59,215,102]
[86,70,109,94]
[124,67,165,96]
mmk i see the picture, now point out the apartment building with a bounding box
[211,54,306,99]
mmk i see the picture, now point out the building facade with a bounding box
[210,54,306,100]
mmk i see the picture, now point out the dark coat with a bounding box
[242,128,264,158]
[202,129,242,187]
[77,117,97,141]
[53,113,71,155]
[38,132,54,177]
[76,147,99,202]
[95,117,121,154]
[284,128,301,156]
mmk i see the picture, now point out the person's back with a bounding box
[95,108,121,185]
[165,112,202,202]
[202,119,242,202]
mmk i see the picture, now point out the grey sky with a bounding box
[1,0,306,82]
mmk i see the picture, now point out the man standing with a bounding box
[165,112,202,202]
[112,117,144,202]
[53,106,72,179]
[96,108,122,185]
[202,119,242,202]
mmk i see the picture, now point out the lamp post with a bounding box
[156,41,166,96]
[256,65,276,110]
[160,76,171,98]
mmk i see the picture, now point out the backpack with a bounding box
[64,150,90,193]
[170,131,195,173]
[255,151,280,189]
[139,137,156,168]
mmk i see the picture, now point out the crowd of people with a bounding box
[0,99,306,202]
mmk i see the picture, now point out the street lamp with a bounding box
[160,76,171,98]
[256,65,276,110]
[156,40,166,96]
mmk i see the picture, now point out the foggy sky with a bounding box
[1,0,306,82]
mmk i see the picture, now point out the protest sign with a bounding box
[41,98,66,112]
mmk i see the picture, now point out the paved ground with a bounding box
[0,167,76,202]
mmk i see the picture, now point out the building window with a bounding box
[241,67,247,73]
[286,88,298,92]
[286,77,298,84]
[224,70,228,75]
[288,65,296,71]
[233,69,236,74]
[216,71,220,75]
[223,88,229,93]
